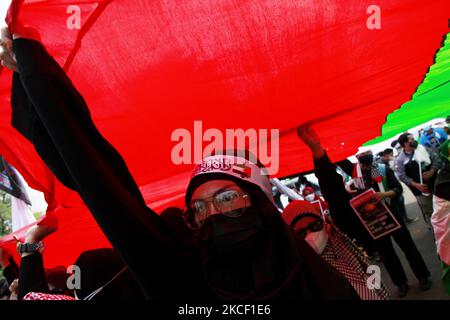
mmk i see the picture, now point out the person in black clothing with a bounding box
[44,266,72,296]
[297,124,432,298]
[74,248,145,300]
[395,132,442,226]
[296,176,321,196]
[378,148,393,167]
[0,29,359,300]
[2,246,82,298]
[0,247,19,298]
[0,278,10,299]
[160,207,195,249]
[354,149,403,209]
[17,250,146,300]
[13,219,145,300]
[377,148,415,223]
[1,247,71,299]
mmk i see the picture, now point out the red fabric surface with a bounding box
[0,0,448,267]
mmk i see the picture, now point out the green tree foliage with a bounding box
[0,191,12,237]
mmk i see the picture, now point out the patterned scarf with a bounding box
[23,292,76,300]
[323,225,391,300]
[282,200,391,300]
[353,162,387,192]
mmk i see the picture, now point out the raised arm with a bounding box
[296,126,350,213]
[296,124,368,242]
[2,31,202,299]
[15,216,60,299]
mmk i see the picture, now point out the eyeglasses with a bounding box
[295,219,324,238]
[183,188,249,230]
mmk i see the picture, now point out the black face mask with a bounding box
[409,140,418,149]
[358,154,374,165]
[195,206,267,259]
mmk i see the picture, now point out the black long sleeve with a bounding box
[12,38,207,299]
[385,166,403,197]
[313,153,373,248]
[10,38,360,301]
[18,254,49,299]
[3,257,19,285]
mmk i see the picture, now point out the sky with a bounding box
[0,1,10,26]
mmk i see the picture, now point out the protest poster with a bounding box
[350,188,401,240]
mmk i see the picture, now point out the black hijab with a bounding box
[74,248,145,300]
[187,176,359,300]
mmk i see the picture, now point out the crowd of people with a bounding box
[0,27,449,301]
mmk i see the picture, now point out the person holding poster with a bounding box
[349,188,402,240]
[297,124,431,298]
[0,26,360,301]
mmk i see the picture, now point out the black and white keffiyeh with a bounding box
[322,224,391,300]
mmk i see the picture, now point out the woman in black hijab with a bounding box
[1,29,358,300]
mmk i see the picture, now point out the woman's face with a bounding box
[293,215,323,238]
[190,180,252,222]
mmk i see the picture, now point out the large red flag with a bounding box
[0,0,448,267]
